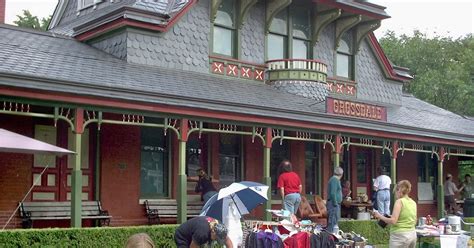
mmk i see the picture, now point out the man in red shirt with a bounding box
[277,160,302,214]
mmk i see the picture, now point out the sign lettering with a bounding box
[326,98,387,121]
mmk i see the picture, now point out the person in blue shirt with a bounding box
[327,167,343,233]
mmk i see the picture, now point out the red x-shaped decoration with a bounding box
[227,64,238,76]
[255,69,264,81]
[327,83,334,92]
[241,67,252,78]
[347,86,355,95]
[336,84,344,93]
[212,62,224,74]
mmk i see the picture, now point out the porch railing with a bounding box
[266,59,327,82]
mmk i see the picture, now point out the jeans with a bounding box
[377,190,391,215]
[327,202,341,233]
[283,193,301,214]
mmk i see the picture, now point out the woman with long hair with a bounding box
[276,160,302,214]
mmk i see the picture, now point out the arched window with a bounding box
[336,32,353,79]
[267,4,311,60]
[212,0,237,57]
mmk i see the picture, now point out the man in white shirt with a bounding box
[373,168,392,215]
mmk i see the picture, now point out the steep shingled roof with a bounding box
[0,25,474,143]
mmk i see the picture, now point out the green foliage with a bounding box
[14,10,51,31]
[459,160,474,180]
[338,220,389,245]
[462,217,474,231]
[0,225,179,248]
[379,31,474,116]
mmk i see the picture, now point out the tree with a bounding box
[379,31,474,116]
[14,10,51,31]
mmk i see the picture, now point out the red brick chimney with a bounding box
[0,0,5,24]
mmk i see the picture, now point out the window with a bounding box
[219,134,241,188]
[212,0,237,57]
[336,32,354,79]
[267,5,311,60]
[78,0,100,10]
[417,153,438,200]
[271,140,290,195]
[305,142,321,195]
[380,151,391,178]
[140,126,169,198]
[186,134,208,177]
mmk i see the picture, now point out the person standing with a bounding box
[174,216,233,248]
[373,180,417,248]
[327,167,343,233]
[277,160,302,215]
[195,169,218,204]
[373,168,392,216]
[444,173,464,214]
[460,174,474,200]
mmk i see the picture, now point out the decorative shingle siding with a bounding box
[356,39,403,105]
[126,0,210,73]
[313,24,335,77]
[241,1,265,64]
[90,32,128,60]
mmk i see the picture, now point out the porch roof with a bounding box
[0,25,474,145]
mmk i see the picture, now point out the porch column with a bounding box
[437,148,446,218]
[333,134,342,168]
[71,108,84,228]
[390,141,398,210]
[177,119,189,224]
[263,128,272,221]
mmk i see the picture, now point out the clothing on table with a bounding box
[195,176,217,203]
[310,231,336,248]
[390,196,416,233]
[174,216,216,248]
[283,231,311,248]
[277,171,302,214]
[376,189,391,215]
[389,230,416,248]
[245,230,284,248]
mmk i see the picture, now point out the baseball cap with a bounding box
[447,173,452,178]
[212,223,228,245]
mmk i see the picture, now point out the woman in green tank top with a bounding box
[372,180,417,248]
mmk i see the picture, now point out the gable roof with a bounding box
[0,25,473,145]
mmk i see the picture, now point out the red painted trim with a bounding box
[265,128,272,149]
[76,0,197,42]
[327,77,356,85]
[1,86,474,148]
[209,55,266,68]
[76,18,166,41]
[314,0,389,20]
[392,141,399,159]
[335,134,342,154]
[180,118,188,142]
[75,108,84,134]
[439,147,446,162]
[266,58,326,65]
[367,33,412,82]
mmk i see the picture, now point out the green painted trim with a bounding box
[237,0,258,29]
[210,0,223,23]
[268,70,327,82]
[94,129,101,201]
[71,133,82,228]
[390,157,397,183]
[437,160,444,218]
[311,8,341,46]
[354,20,381,53]
[188,126,265,144]
[265,0,291,34]
[177,141,187,224]
[335,15,362,49]
[334,152,340,168]
[263,147,271,221]
[0,108,74,131]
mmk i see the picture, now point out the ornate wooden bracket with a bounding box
[311,8,341,46]
[237,0,258,29]
[354,20,381,53]
[335,15,361,49]
[210,0,223,23]
[265,0,292,34]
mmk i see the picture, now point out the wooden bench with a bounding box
[144,199,203,224]
[19,201,111,228]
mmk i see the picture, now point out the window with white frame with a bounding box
[78,0,101,10]
[212,0,237,57]
[336,32,354,79]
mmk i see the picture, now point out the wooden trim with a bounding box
[314,0,389,20]
[1,86,474,148]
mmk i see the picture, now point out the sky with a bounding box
[4,0,474,39]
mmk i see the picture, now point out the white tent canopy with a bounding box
[0,128,74,156]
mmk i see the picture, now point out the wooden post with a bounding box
[177,119,188,224]
[71,108,84,228]
[263,128,272,221]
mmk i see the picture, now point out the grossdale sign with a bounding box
[326,97,387,121]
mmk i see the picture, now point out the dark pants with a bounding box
[445,195,457,214]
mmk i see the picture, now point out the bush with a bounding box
[463,217,474,231]
[338,220,389,245]
[0,225,178,248]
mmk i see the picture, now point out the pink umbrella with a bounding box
[0,128,74,156]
